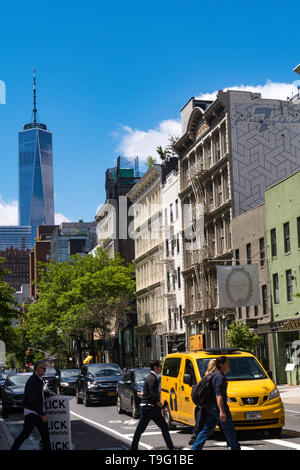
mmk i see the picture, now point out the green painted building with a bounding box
[265,170,300,384]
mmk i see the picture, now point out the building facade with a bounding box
[0,247,30,291]
[128,159,178,365]
[51,221,97,263]
[174,90,300,349]
[0,226,32,251]
[265,170,300,384]
[232,204,273,371]
[18,72,54,245]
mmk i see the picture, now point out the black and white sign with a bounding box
[45,396,73,450]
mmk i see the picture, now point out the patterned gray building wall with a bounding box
[226,91,300,217]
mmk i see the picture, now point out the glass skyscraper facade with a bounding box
[18,123,54,245]
[0,226,32,251]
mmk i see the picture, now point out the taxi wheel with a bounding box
[117,395,125,414]
[76,388,83,404]
[164,404,176,430]
[131,398,139,419]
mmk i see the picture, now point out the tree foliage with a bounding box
[226,321,261,354]
[0,257,18,351]
[24,249,136,364]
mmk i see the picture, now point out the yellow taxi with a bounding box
[160,348,285,436]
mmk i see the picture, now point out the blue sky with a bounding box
[0,0,299,224]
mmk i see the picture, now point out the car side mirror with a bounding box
[183,373,193,386]
[267,370,273,380]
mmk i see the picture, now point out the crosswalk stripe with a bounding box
[214,441,254,450]
[264,439,300,450]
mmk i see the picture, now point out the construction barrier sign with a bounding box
[45,395,74,450]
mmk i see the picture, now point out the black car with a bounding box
[57,368,80,395]
[116,368,150,418]
[2,373,31,417]
[0,370,15,398]
[75,363,123,407]
[43,366,58,393]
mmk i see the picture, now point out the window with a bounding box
[270,228,277,257]
[238,307,242,319]
[170,204,173,223]
[177,267,181,289]
[259,238,265,267]
[175,199,179,219]
[184,359,196,386]
[254,305,258,317]
[235,249,240,266]
[273,273,280,304]
[177,233,180,253]
[262,285,268,315]
[179,305,183,329]
[165,239,169,257]
[168,308,172,330]
[162,357,181,378]
[284,222,290,253]
[297,217,300,248]
[167,272,170,292]
[246,243,251,264]
[246,306,250,319]
[286,270,293,301]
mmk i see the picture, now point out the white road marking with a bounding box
[214,441,254,450]
[125,430,180,437]
[285,409,300,414]
[264,439,300,450]
[70,411,153,450]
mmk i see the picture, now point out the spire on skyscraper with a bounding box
[33,68,37,127]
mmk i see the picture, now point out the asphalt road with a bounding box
[2,398,300,451]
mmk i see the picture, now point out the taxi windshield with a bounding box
[196,357,267,381]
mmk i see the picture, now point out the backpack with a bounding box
[191,374,214,407]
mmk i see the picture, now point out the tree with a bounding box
[25,249,136,366]
[0,258,18,351]
[226,321,261,354]
[146,156,157,169]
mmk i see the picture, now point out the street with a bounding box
[2,396,300,451]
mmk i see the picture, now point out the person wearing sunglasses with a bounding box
[11,361,52,451]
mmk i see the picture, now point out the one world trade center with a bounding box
[18,70,54,245]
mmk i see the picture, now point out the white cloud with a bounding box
[0,196,18,225]
[197,79,298,102]
[54,213,71,225]
[117,119,181,162]
[0,194,71,226]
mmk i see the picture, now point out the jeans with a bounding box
[191,405,240,450]
[11,413,52,450]
[130,405,174,450]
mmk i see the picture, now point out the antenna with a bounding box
[33,68,37,126]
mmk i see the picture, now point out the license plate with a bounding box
[245,411,262,420]
[107,391,116,397]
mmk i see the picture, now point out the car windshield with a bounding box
[45,367,56,375]
[6,374,31,387]
[88,365,122,377]
[134,370,150,384]
[60,369,80,378]
[196,357,267,381]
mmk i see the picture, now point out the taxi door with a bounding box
[178,357,197,426]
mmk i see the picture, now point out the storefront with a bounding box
[271,319,300,385]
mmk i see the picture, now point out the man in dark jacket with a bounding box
[11,361,52,450]
[130,360,177,450]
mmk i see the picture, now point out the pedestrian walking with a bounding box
[10,361,52,451]
[189,359,217,445]
[191,356,240,451]
[130,360,178,450]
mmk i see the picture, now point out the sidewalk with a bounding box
[278,384,300,404]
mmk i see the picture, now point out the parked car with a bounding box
[116,368,150,418]
[75,363,123,407]
[57,368,80,395]
[0,370,15,398]
[2,373,31,417]
[43,366,58,393]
